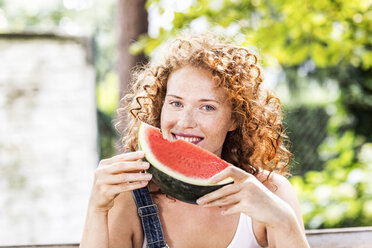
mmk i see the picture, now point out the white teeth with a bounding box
[175,135,202,143]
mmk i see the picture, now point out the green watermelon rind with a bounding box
[147,164,229,204]
[138,122,233,186]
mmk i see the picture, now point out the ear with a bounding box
[228,118,238,132]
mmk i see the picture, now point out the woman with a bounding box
[80,34,310,248]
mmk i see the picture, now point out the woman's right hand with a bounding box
[88,151,152,212]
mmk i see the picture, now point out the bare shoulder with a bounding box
[259,171,305,227]
[262,172,295,195]
[108,191,143,248]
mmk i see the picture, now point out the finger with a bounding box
[108,181,149,196]
[100,151,145,166]
[221,203,243,216]
[107,161,150,174]
[202,195,240,208]
[102,173,152,184]
[197,183,240,205]
[209,166,248,184]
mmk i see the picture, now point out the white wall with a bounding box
[0,34,98,245]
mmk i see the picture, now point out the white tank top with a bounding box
[142,213,261,248]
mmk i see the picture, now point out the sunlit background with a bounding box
[1,0,371,245]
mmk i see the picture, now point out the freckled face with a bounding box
[160,66,236,157]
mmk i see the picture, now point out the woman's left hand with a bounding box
[196,165,293,227]
[197,166,310,247]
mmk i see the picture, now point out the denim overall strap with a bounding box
[132,186,169,248]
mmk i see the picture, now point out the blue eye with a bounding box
[203,105,215,111]
[170,101,182,107]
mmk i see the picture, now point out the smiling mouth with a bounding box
[172,133,203,145]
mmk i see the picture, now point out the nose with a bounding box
[177,107,197,129]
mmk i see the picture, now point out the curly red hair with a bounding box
[115,33,290,176]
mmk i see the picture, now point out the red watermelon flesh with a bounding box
[143,124,229,179]
[138,122,233,186]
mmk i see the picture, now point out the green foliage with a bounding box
[287,93,372,228]
[139,0,371,68]
[96,71,119,115]
[291,133,372,228]
[309,65,372,140]
[97,109,117,159]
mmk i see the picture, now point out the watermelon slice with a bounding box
[138,121,233,204]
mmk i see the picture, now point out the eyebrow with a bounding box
[166,94,221,104]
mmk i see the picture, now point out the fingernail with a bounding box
[208,176,217,183]
[145,174,152,179]
[137,151,145,156]
[142,162,150,168]
[196,198,203,204]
